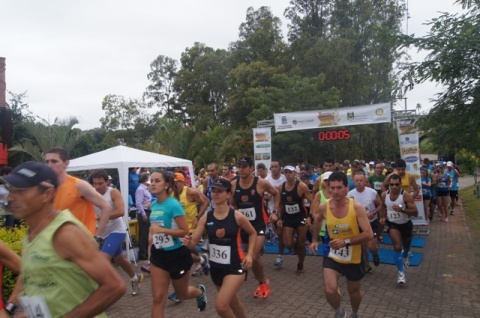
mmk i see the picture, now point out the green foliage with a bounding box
[9,117,83,161]
[0,223,26,299]
[459,185,480,236]
[456,149,480,175]
[400,1,480,156]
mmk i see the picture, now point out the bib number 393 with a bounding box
[239,207,256,221]
[209,244,231,265]
[153,233,174,249]
[19,295,52,318]
[328,246,353,262]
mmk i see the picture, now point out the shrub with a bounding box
[0,222,26,299]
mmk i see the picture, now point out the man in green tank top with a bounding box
[1,161,125,317]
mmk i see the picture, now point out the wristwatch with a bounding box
[399,204,406,213]
[5,302,17,315]
[344,239,351,247]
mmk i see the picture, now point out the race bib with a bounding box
[422,188,427,195]
[239,207,256,221]
[209,244,231,265]
[438,181,446,188]
[285,204,300,214]
[328,246,353,262]
[387,210,402,220]
[373,181,382,191]
[19,295,52,318]
[153,233,174,249]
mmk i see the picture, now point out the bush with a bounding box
[0,222,26,299]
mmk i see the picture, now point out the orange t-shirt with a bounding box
[54,175,96,235]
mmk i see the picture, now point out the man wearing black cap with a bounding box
[1,161,125,317]
[230,156,280,299]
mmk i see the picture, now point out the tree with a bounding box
[143,55,178,117]
[9,117,82,161]
[400,0,480,156]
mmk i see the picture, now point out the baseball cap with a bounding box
[369,161,374,165]
[0,161,58,189]
[446,161,453,167]
[300,173,309,180]
[284,165,296,172]
[173,172,185,182]
[237,156,254,167]
[322,171,333,180]
[209,178,231,191]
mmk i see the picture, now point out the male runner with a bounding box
[230,156,280,299]
[310,172,373,318]
[380,174,418,285]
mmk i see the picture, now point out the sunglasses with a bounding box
[389,183,400,186]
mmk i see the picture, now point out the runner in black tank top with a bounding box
[281,180,308,227]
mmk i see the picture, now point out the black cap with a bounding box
[300,173,309,180]
[208,178,231,191]
[237,156,254,167]
[0,161,58,189]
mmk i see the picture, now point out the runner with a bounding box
[91,170,144,296]
[202,162,222,213]
[313,157,335,193]
[184,178,256,317]
[309,172,373,318]
[380,174,418,285]
[420,167,432,221]
[347,172,382,273]
[265,160,287,268]
[148,170,207,315]
[230,156,280,299]
[381,159,420,199]
[446,161,459,215]
[2,161,125,317]
[368,162,387,242]
[277,165,313,274]
[434,163,451,222]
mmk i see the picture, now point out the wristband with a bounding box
[94,236,104,243]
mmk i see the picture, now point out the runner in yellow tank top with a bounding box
[309,172,373,318]
[381,159,420,199]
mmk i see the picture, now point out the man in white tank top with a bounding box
[91,170,144,296]
[380,174,418,285]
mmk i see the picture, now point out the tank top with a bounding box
[233,177,268,228]
[21,210,106,318]
[175,186,198,233]
[421,177,432,197]
[397,172,411,193]
[436,172,450,191]
[54,175,96,235]
[281,181,308,224]
[385,190,410,224]
[347,187,378,222]
[206,208,244,269]
[94,187,125,239]
[325,198,361,264]
[149,197,185,251]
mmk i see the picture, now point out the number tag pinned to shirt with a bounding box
[209,244,231,265]
[239,207,256,221]
[153,233,174,249]
[328,246,353,262]
[285,204,301,214]
[19,295,52,318]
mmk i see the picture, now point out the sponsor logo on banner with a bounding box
[404,155,419,163]
[400,136,419,145]
[256,144,270,148]
[401,146,419,155]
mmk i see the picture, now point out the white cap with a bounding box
[446,161,453,167]
[369,161,374,165]
[322,171,333,180]
[284,165,296,172]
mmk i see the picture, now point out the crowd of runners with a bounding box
[0,149,461,317]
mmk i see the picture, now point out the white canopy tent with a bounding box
[66,145,195,260]
[67,145,194,216]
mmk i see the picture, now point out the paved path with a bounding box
[107,176,480,317]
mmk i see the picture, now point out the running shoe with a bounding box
[192,264,203,277]
[403,257,409,269]
[333,308,347,318]
[450,210,455,215]
[373,254,380,266]
[140,263,150,274]
[365,264,373,274]
[253,279,270,299]
[131,273,144,296]
[274,255,283,268]
[168,292,181,303]
[397,271,406,285]
[196,285,207,311]
[200,242,209,252]
[296,263,305,275]
[201,253,210,276]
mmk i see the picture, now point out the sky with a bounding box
[0,0,466,130]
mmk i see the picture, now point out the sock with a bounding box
[131,273,138,281]
[394,251,404,272]
[402,248,410,258]
[335,307,345,316]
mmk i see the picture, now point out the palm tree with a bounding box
[9,116,82,161]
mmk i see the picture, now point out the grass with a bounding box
[459,184,480,237]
